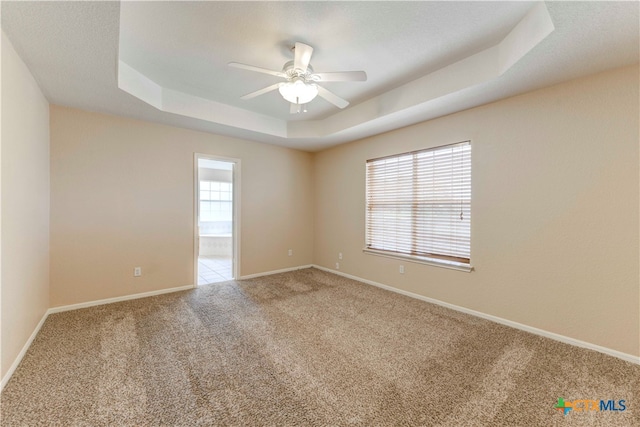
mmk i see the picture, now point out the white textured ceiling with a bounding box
[2,1,638,151]
[119,1,534,121]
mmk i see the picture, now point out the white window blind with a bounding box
[366,141,471,265]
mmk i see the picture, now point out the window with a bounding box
[365,141,471,270]
[199,181,233,222]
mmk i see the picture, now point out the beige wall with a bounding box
[4,38,638,374]
[1,32,50,381]
[50,106,314,307]
[314,65,640,357]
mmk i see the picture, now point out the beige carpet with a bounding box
[2,268,638,426]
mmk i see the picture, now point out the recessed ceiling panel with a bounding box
[2,1,638,151]
[118,1,534,121]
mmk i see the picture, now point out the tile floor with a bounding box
[198,256,233,285]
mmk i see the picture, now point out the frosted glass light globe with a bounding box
[279,78,318,104]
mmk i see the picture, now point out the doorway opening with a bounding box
[195,155,239,285]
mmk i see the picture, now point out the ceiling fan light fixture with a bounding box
[278,78,318,104]
[230,41,366,111]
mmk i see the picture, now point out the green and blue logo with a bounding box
[554,398,626,415]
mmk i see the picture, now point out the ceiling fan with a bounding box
[229,42,367,114]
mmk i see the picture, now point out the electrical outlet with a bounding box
[335,262,340,270]
[338,252,343,260]
[399,265,405,274]
[288,249,293,256]
[134,267,142,277]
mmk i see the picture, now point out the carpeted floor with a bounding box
[1,268,638,426]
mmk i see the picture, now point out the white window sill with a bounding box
[363,248,473,273]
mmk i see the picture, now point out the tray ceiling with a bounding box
[2,1,638,151]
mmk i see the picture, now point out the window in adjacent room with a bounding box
[199,181,233,222]
[365,141,471,271]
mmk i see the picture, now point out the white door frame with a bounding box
[194,153,241,285]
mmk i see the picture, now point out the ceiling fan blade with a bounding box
[290,103,301,114]
[240,83,282,100]
[228,62,286,78]
[317,86,349,109]
[313,71,367,82]
[294,42,313,72]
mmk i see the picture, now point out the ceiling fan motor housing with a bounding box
[282,60,316,83]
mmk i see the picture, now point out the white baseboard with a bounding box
[2,284,196,391]
[1,267,309,390]
[4,266,636,394]
[312,265,640,365]
[48,284,196,314]
[239,264,313,280]
[1,311,48,391]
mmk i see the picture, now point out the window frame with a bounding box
[199,180,233,223]
[363,141,472,272]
